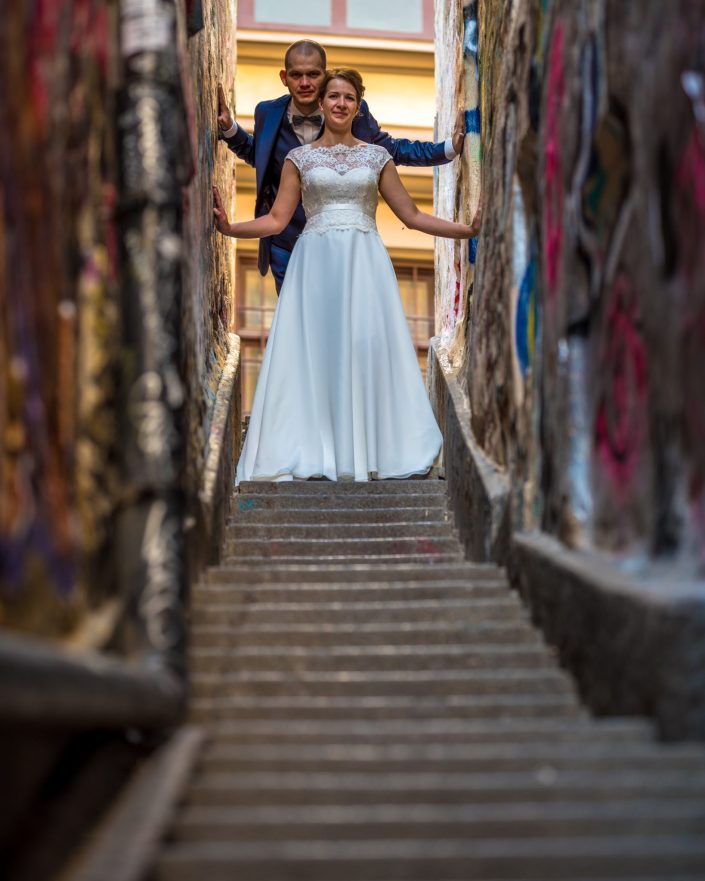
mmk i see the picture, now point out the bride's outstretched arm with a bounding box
[213,160,301,238]
[379,162,481,239]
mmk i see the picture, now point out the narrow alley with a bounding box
[2,1,705,880]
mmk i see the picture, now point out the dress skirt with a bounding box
[235,227,443,484]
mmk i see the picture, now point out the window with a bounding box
[346,0,423,35]
[254,0,331,27]
[236,256,434,414]
[396,265,434,347]
[239,0,433,39]
[238,261,278,334]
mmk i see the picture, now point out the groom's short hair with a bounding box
[284,39,327,70]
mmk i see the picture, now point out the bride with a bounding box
[213,69,480,484]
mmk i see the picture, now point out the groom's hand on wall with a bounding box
[217,84,234,132]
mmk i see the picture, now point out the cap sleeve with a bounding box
[375,146,393,173]
[285,146,305,171]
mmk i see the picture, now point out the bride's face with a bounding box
[319,79,359,132]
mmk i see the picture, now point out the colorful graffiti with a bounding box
[437,0,705,568]
[1,0,120,629]
[675,75,705,569]
[594,273,648,498]
[578,100,632,300]
[542,21,565,303]
[511,177,538,387]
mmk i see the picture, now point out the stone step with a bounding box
[192,580,511,605]
[224,536,465,559]
[183,768,705,808]
[171,799,705,843]
[189,669,573,701]
[204,562,503,583]
[189,619,545,647]
[224,553,467,566]
[232,494,449,511]
[226,522,457,541]
[156,836,705,881]
[195,741,705,775]
[238,480,447,495]
[230,506,452,525]
[189,597,528,627]
[189,692,581,722]
[187,644,557,674]
[204,717,655,746]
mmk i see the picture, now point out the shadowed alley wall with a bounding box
[435,0,705,577]
[0,0,238,641]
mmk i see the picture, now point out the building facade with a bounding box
[232,0,439,411]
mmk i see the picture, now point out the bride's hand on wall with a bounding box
[213,186,230,234]
[468,201,482,237]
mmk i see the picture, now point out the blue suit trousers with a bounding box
[270,244,292,294]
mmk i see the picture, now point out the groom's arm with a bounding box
[217,84,256,167]
[361,101,459,167]
[222,123,255,167]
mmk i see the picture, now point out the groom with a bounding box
[218,39,465,292]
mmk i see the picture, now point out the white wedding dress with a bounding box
[235,142,442,484]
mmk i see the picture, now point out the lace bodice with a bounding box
[287,143,392,235]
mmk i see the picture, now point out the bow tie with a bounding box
[292,113,323,127]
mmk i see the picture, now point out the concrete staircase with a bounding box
[155,479,705,880]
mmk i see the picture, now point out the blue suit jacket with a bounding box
[225,94,451,275]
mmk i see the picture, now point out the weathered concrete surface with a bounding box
[187,333,242,579]
[434,0,705,738]
[511,531,705,741]
[181,0,238,533]
[429,340,509,563]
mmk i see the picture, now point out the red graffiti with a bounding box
[675,127,705,281]
[28,0,61,132]
[595,275,648,496]
[543,22,565,301]
[453,258,462,317]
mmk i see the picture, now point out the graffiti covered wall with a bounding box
[0,0,122,633]
[0,0,238,639]
[436,0,705,574]
[181,0,237,502]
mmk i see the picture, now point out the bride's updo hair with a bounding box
[319,68,365,105]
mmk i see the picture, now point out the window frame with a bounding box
[238,0,434,41]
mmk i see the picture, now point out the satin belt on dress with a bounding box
[302,203,376,235]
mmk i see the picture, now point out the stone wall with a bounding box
[181,0,238,505]
[0,0,122,634]
[435,0,705,578]
[0,0,239,639]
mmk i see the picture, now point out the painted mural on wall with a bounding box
[0,0,121,634]
[436,0,705,573]
[0,0,238,641]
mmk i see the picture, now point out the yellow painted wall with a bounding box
[235,63,437,132]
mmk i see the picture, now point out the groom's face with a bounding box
[280,51,326,112]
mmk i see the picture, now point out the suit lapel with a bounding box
[256,96,289,194]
